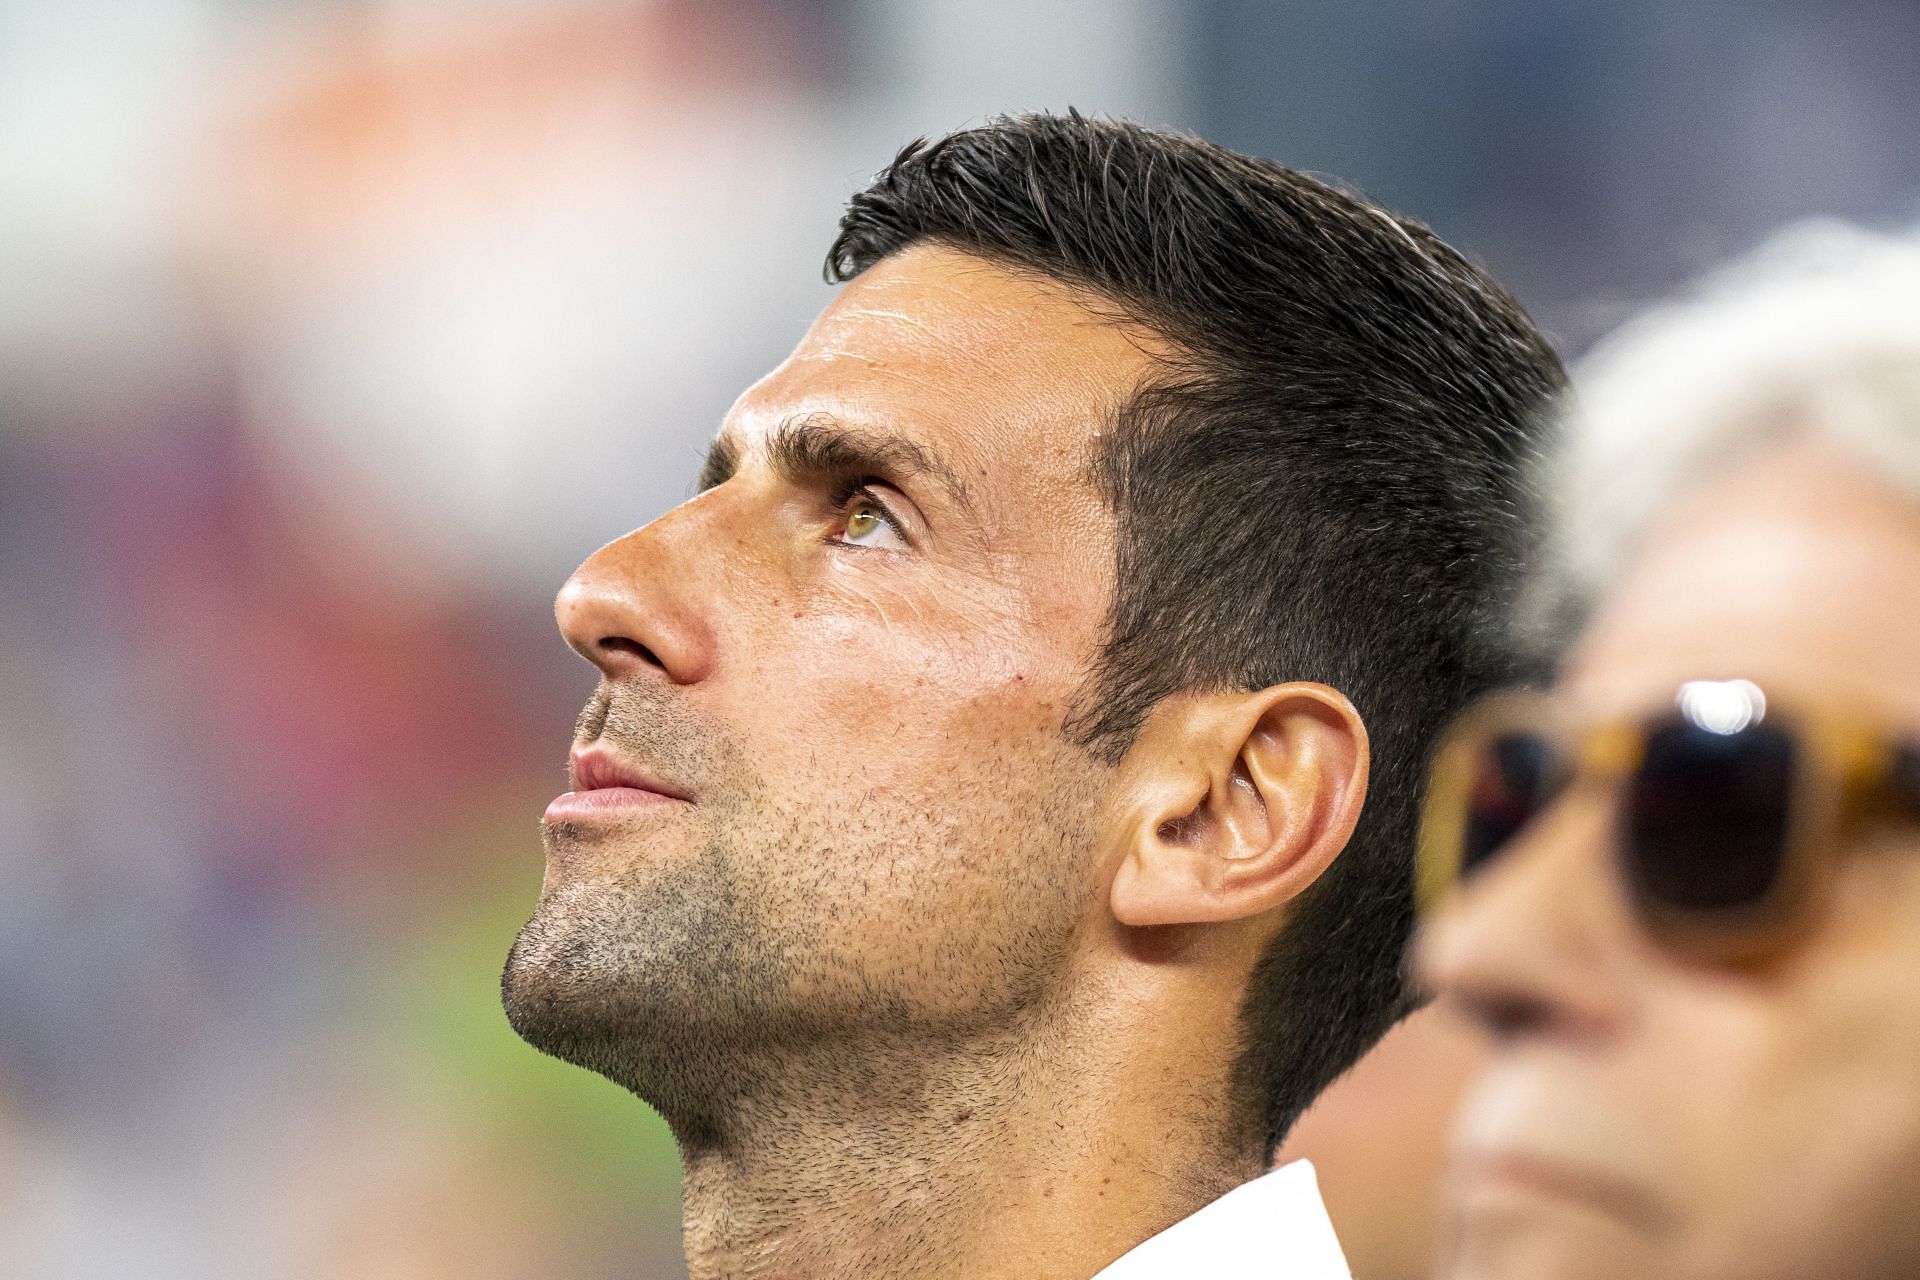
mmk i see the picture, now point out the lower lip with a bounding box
[1455,1155,1664,1230]
[543,787,683,821]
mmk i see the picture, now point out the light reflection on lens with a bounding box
[1677,679,1768,736]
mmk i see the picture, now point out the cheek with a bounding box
[721,680,1105,1018]
[1746,857,1920,1251]
[736,582,1080,785]
[1643,862,1920,1274]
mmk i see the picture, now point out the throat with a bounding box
[666,1031,1255,1280]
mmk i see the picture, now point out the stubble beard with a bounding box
[501,686,1104,1145]
[502,816,795,1134]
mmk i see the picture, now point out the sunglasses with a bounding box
[1417,679,1920,960]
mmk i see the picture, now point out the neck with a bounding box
[666,970,1261,1280]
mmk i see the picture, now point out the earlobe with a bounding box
[1108,684,1370,930]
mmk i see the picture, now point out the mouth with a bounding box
[1451,1151,1673,1235]
[543,745,692,821]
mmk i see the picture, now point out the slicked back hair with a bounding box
[826,112,1565,1155]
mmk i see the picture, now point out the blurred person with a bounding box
[1416,222,1920,1280]
[1277,1004,1488,1280]
[503,112,1564,1280]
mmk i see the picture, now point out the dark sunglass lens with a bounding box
[1460,732,1560,873]
[1625,720,1796,914]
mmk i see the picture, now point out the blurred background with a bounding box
[3,1,1916,1276]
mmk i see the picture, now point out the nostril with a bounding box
[1471,991,1558,1043]
[598,636,663,668]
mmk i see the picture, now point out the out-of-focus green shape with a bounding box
[368,805,684,1217]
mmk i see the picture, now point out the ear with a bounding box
[1108,683,1370,929]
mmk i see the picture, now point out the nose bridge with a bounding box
[556,488,732,684]
[1418,796,1633,1035]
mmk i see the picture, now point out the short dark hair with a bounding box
[827,112,1565,1154]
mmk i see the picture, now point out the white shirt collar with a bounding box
[1090,1160,1351,1280]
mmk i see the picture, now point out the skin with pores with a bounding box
[1419,438,1920,1280]
[504,244,1370,1280]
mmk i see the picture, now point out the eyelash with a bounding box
[825,476,910,548]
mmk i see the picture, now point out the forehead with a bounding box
[724,243,1163,524]
[1567,438,1920,727]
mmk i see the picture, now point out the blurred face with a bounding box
[1419,439,1920,1280]
[502,245,1157,1110]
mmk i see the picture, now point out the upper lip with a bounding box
[568,746,691,801]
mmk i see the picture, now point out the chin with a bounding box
[501,872,741,1036]
[499,907,643,1063]
[499,910,751,1130]
[1441,1202,1658,1280]
[499,846,812,1105]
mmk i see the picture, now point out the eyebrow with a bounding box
[700,412,979,520]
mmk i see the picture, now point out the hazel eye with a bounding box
[845,507,882,541]
[837,496,908,550]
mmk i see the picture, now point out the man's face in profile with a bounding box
[503,245,1157,1111]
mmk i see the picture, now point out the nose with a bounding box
[1413,795,1634,1044]
[555,507,719,686]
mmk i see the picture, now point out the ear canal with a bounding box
[1156,800,1212,847]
